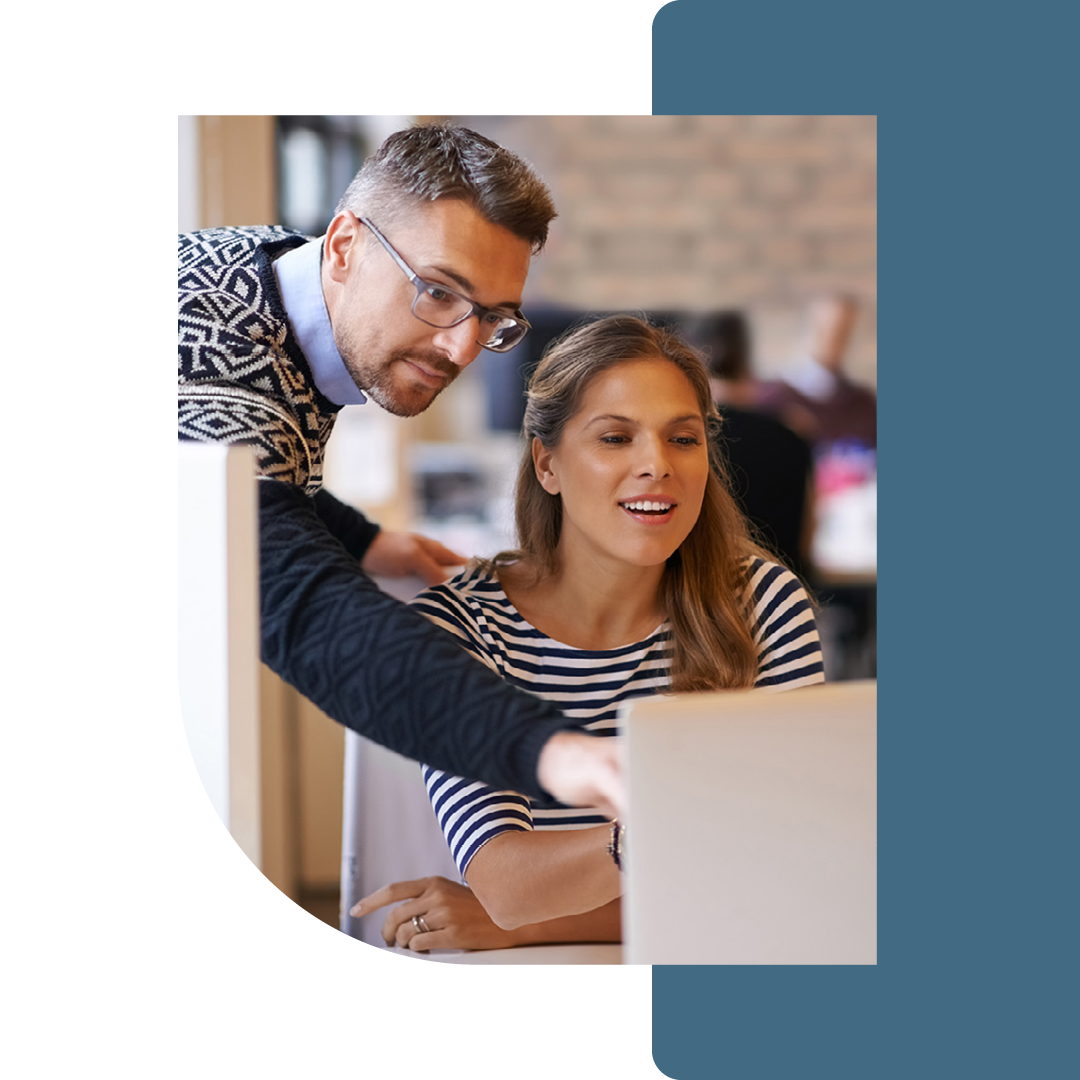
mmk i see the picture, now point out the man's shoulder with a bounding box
[178,225,310,332]
[178,226,311,275]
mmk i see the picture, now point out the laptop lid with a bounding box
[621,680,876,965]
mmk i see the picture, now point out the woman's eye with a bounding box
[600,435,629,445]
[673,435,702,446]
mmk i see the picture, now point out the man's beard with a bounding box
[338,334,460,417]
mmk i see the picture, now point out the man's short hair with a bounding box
[336,122,557,252]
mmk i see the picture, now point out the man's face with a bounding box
[327,199,532,417]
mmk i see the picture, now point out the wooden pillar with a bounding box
[197,116,276,227]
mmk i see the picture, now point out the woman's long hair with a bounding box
[487,314,777,692]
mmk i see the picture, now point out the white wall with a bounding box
[177,442,261,867]
[177,116,200,233]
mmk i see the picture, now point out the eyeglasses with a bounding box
[359,216,531,353]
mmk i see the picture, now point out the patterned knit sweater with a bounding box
[178,226,336,494]
[176,227,576,797]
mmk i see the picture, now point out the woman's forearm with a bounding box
[465,825,621,929]
[508,897,622,945]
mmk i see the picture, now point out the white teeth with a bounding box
[622,500,673,512]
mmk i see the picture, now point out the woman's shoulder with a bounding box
[740,556,815,617]
[741,557,824,688]
[407,561,516,668]
[412,558,511,612]
[741,555,803,592]
[450,557,507,593]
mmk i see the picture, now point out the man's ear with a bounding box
[532,437,560,495]
[323,211,364,285]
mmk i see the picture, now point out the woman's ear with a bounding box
[532,437,560,495]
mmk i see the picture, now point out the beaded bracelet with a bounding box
[607,818,626,871]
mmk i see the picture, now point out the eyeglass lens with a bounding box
[412,288,526,351]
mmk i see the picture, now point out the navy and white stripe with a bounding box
[416,558,824,878]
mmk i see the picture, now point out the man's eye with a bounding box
[425,285,453,303]
[600,435,629,445]
[483,312,505,326]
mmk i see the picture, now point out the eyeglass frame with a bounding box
[357,215,531,353]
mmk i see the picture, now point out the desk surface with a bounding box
[399,943,623,965]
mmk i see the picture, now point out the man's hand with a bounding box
[352,876,522,952]
[537,731,626,819]
[361,530,467,587]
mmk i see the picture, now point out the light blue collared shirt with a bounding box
[272,238,367,406]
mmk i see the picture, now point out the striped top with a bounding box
[415,557,825,879]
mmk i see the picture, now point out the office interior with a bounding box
[178,114,877,938]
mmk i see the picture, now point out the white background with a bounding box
[6,3,673,1077]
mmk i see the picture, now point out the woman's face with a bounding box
[534,357,710,574]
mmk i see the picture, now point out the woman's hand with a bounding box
[352,876,523,952]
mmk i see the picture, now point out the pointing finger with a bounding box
[351,878,435,917]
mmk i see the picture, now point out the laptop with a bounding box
[621,680,876,965]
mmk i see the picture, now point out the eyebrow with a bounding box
[427,263,521,313]
[585,413,705,427]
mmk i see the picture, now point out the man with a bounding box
[178,123,622,815]
[757,293,877,679]
[758,292,877,449]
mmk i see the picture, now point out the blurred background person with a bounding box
[758,292,876,451]
[688,310,815,582]
[759,292,876,680]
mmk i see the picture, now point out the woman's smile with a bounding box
[618,496,678,524]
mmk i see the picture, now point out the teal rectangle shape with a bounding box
[651,1,1076,1078]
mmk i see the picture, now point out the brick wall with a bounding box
[457,115,876,386]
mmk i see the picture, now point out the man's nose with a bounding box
[433,317,484,368]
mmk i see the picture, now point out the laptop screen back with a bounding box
[621,681,876,965]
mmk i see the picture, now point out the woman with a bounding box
[353,315,824,951]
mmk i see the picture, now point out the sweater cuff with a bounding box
[311,487,381,561]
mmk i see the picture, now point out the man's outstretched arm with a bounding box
[258,479,623,813]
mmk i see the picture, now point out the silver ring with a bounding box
[412,914,431,934]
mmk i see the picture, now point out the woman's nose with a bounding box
[636,438,672,478]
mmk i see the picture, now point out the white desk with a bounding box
[395,944,622,965]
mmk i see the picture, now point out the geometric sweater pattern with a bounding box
[178,226,335,495]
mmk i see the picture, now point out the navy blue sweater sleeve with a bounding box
[258,479,583,797]
[311,487,381,561]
